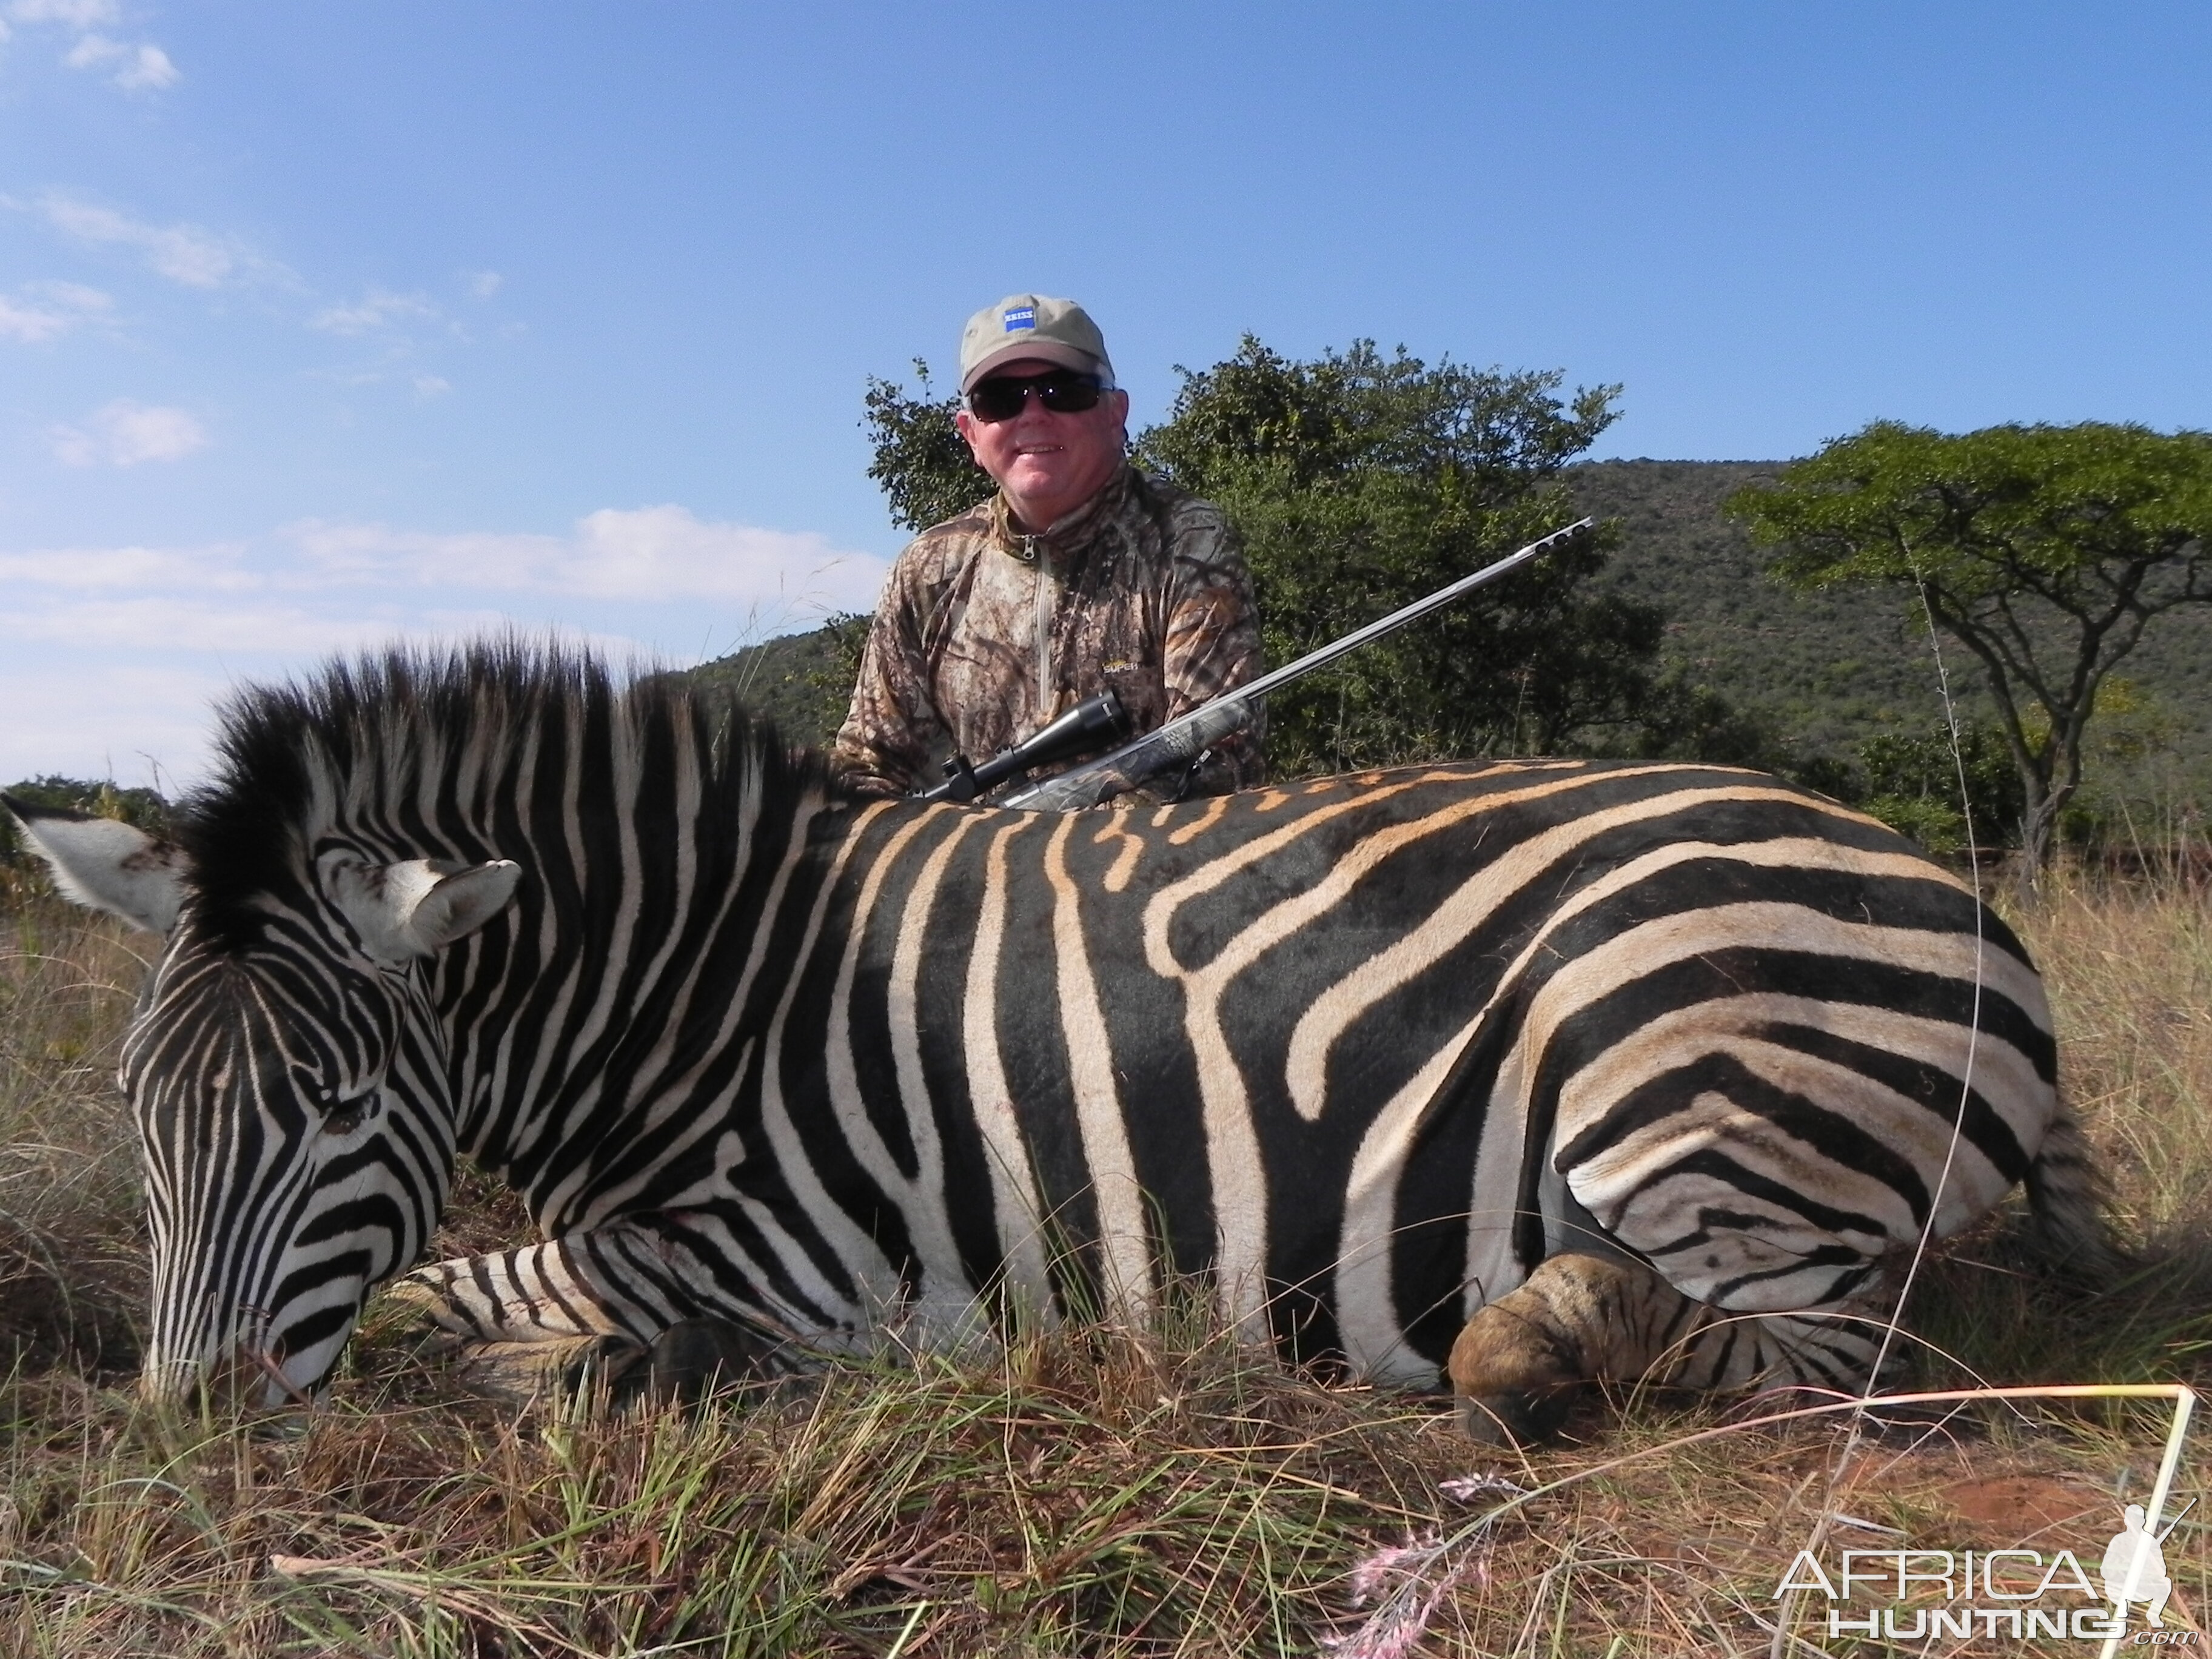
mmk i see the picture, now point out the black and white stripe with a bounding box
[18,647,2065,1401]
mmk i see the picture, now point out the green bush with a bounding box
[1861,793,1971,855]
[1855,721,2023,848]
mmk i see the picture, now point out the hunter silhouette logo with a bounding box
[1773,1501,2199,1644]
[2102,1503,2183,1632]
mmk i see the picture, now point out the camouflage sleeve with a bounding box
[1161,508,1267,794]
[830,552,947,799]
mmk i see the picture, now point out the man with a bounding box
[833,293,1264,802]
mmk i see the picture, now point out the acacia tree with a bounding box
[865,337,1658,773]
[1728,421,2212,869]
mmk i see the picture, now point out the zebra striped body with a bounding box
[10,651,2066,1406]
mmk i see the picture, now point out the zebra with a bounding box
[8,645,2105,1442]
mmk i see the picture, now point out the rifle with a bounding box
[2156,1496,2197,1544]
[948,515,1594,812]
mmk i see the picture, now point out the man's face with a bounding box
[956,357,1130,532]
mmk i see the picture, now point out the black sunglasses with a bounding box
[965,369,1107,423]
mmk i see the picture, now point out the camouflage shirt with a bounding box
[833,465,1265,801]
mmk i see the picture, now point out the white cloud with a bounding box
[1,512,882,611]
[10,0,121,27]
[48,431,90,466]
[0,595,429,655]
[310,286,440,336]
[0,542,253,589]
[0,280,111,342]
[112,39,175,88]
[0,299,61,343]
[15,4,176,92]
[466,270,503,300]
[0,658,223,788]
[38,195,246,287]
[284,507,890,614]
[50,399,209,466]
[0,506,879,783]
[121,40,171,85]
[285,520,561,588]
[36,277,109,312]
[572,508,888,610]
[412,374,452,399]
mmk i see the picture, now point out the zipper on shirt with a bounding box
[1032,542,1054,699]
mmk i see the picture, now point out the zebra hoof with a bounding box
[1455,1386,1580,1447]
[635,1317,774,1407]
[1447,1258,1621,1446]
[1447,1313,1583,1446]
[441,1332,645,1405]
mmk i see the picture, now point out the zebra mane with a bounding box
[177,638,837,953]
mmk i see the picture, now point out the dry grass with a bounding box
[0,883,150,1373]
[1911,868,2212,1392]
[1,876,2208,1655]
[2025,867,2212,1248]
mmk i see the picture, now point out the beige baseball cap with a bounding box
[959,293,1115,392]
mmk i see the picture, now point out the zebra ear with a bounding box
[3,794,188,933]
[325,856,523,963]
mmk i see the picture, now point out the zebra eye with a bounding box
[323,1091,380,1137]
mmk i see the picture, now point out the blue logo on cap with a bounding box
[1003,306,1037,332]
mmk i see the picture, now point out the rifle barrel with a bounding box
[996,515,1593,811]
[2156,1496,2197,1543]
[1218,515,1594,709]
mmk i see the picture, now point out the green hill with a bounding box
[1572,460,1954,760]
[1569,458,2212,809]
[679,620,863,752]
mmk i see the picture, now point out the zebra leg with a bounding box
[389,1216,788,1405]
[386,1248,646,1404]
[638,1317,784,1405]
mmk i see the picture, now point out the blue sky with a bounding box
[4,2,2207,785]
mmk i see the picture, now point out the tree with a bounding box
[1135,340,1655,773]
[862,361,991,534]
[1727,421,2212,870]
[1855,719,2025,856]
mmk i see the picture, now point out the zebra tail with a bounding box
[2021,1101,2133,1285]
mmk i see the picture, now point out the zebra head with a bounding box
[7,797,520,1403]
